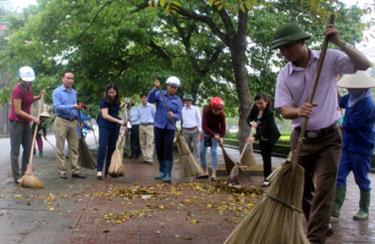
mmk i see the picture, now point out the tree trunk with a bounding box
[228,44,256,167]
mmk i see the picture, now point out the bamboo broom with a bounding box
[18,92,45,189]
[229,127,255,184]
[224,14,335,244]
[220,144,235,175]
[176,132,204,177]
[108,99,128,177]
[77,101,96,170]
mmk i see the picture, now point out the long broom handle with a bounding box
[238,127,255,162]
[293,14,335,166]
[28,93,45,166]
[44,137,57,150]
[76,98,85,139]
[115,98,128,150]
[159,87,180,133]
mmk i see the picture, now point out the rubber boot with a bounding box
[155,160,166,180]
[163,160,172,184]
[353,190,370,220]
[331,187,346,217]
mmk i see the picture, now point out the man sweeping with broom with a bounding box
[272,22,371,243]
[148,76,183,184]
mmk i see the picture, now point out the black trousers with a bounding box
[130,124,141,157]
[154,127,175,162]
[259,140,274,180]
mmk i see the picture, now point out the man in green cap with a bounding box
[273,22,371,243]
[181,94,202,160]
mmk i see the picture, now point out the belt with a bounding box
[57,116,76,121]
[183,127,198,130]
[140,123,153,126]
[295,123,338,139]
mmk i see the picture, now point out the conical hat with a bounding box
[40,111,51,118]
[337,70,375,88]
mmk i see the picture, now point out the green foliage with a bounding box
[0,87,11,104]
[0,0,369,120]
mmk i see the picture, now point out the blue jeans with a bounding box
[97,126,119,174]
[199,135,218,171]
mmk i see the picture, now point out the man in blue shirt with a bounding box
[52,71,86,179]
[138,93,156,164]
[128,99,141,159]
[148,76,182,183]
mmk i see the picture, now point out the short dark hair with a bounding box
[62,71,74,77]
[104,83,119,104]
[140,93,147,98]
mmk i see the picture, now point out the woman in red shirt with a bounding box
[199,97,226,180]
[9,66,42,184]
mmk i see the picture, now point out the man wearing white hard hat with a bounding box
[8,66,43,184]
[148,76,183,183]
[332,71,375,221]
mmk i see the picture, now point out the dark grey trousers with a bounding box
[291,128,342,244]
[9,121,32,181]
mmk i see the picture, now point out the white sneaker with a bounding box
[97,171,103,180]
[261,181,270,187]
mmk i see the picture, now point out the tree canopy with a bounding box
[0,0,369,127]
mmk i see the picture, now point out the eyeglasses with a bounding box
[169,86,178,89]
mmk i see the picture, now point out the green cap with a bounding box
[183,94,194,101]
[270,23,311,50]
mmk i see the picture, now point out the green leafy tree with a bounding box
[0,0,368,157]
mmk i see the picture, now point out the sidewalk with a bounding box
[0,136,374,243]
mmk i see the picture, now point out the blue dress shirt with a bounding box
[129,106,140,125]
[148,88,182,130]
[138,103,155,124]
[52,85,78,119]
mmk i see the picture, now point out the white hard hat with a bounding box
[18,66,35,82]
[166,76,181,87]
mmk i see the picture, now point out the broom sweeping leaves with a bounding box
[79,138,96,170]
[224,161,308,244]
[18,164,44,189]
[220,144,235,175]
[228,142,251,185]
[108,128,126,178]
[19,92,45,189]
[176,134,204,177]
[225,13,336,243]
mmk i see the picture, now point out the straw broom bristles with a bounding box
[18,164,44,189]
[224,160,308,244]
[228,142,250,185]
[220,144,235,175]
[176,134,204,177]
[78,139,96,170]
[108,129,125,178]
[19,93,45,189]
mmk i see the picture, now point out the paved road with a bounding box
[0,131,374,243]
